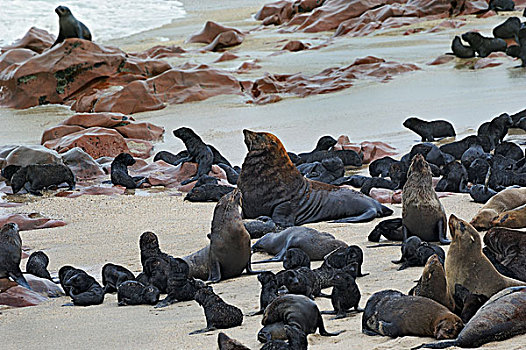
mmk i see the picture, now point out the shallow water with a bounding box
[0,0,185,45]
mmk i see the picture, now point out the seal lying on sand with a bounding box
[60,267,104,306]
[0,223,31,289]
[402,154,449,244]
[413,286,526,349]
[261,325,308,350]
[51,6,92,47]
[362,290,463,339]
[483,227,526,282]
[183,189,255,282]
[237,130,392,226]
[470,187,526,230]
[252,226,347,263]
[261,294,342,339]
[117,281,159,306]
[101,263,135,293]
[10,164,75,195]
[461,32,507,58]
[446,215,523,299]
[391,236,445,270]
[491,204,526,229]
[217,332,250,350]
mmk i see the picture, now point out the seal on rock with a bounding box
[183,189,255,282]
[172,127,214,185]
[237,130,392,226]
[451,36,475,58]
[402,154,449,244]
[0,223,31,289]
[403,117,456,142]
[26,251,52,281]
[252,226,347,263]
[362,290,463,339]
[445,215,523,299]
[51,6,92,47]
[110,153,146,189]
[413,286,526,349]
[190,286,243,335]
[10,164,75,195]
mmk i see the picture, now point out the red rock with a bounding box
[133,45,186,59]
[25,274,64,297]
[41,125,86,144]
[473,58,502,70]
[214,52,239,62]
[333,135,361,153]
[248,94,283,105]
[282,40,309,51]
[255,1,295,22]
[61,147,105,179]
[202,30,245,52]
[62,113,134,129]
[5,145,62,166]
[0,48,37,73]
[237,61,262,73]
[360,141,398,163]
[125,138,154,159]
[56,185,126,198]
[0,278,48,308]
[427,55,455,66]
[43,127,130,159]
[0,213,66,231]
[115,122,164,141]
[427,19,466,33]
[262,14,284,26]
[0,27,55,54]
[187,21,244,45]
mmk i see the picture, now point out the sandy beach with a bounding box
[1,0,526,349]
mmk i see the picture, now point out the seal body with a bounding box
[0,223,31,289]
[173,127,214,185]
[117,281,160,306]
[237,130,392,226]
[402,154,449,244]
[10,164,75,195]
[52,6,92,47]
[184,189,252,282]
[445,215,523,299]
[26,251,52,281]
[101,263,135,293]
[190,287,243,334]
[451,36,475,58]
[470,187,526,230]
[110,153,145,189]
[483,227,526,282]
[491,205,526,229]
[462,32,507,58]
[61,268,104,306]
[217,332,250,350]
[403,117,456,142]
[362,290,463,339]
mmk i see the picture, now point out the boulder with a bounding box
[0,27,55,54]
[0,278,48,308]
[5,145,62,166]
[0,213,66,231]
[61,147,105,179]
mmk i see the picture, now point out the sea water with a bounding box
[0,0,186,45]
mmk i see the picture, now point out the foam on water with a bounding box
[0,0,185,45]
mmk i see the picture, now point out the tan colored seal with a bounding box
[445,214,523,299]
[470,187,526,230]
[491,204,526,229]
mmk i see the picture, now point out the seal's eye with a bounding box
[459,222,466,232]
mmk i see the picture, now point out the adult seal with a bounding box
[237,130,392,226]
[52,6,92,47]
[402,154,449,244]
[445,215,523,299]
[413,286,526,349]
[0,223,31,289]
[183,189,255,282]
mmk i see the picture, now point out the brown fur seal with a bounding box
[402,154,449,244]
[409,254,454,311]
[237,130,392,226]
[413,286,526,349]
[445,215,523,299]
[183,189,255,282]
[470,187,526,230]
[52,6,92,47]
[362,290,463,339]
[218,332,250,350]
[491,204,526,229]
[483,227,526,282]
[0,223,31,289]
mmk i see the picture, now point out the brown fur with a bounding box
[445,215,523,299]
[484,227,526,282]
[470,187,526,230]
[410,254,455,311]
[491,204,526,229]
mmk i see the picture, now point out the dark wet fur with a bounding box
[403,117,456,142]
[110,153,146,189]
[392,236,445,270]
[244,216,278,239]
[283,248,311,270]
[191,287,243,334]
[462,31,507,58]
[0,223,31,289]
[10,164,75,195]
[26,251,52,281]
[184,184,234,202]
[101,263,135,293]
[368,218,404,242]
[61,268,104,306]
[173,127,214,185]
[117,280,160,306]
[52,5,92,47]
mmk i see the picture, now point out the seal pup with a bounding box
[493,17,521,40]
[172,127,214,185]
[321,270,362,319]
[252,226,347,263]
[190,286,243,335]
[461,32,507,57]
[184,183,234,202]
[62,269,105,306]
[281,267,322,299]
[470,187,526,230]
[368,218,404,242]
[391,236,445,270]
[403,117,456,142]
[0,223,31,289]
[26,251,52,281]
[217,332,250,350]
[409,254,454,311]
[139,231,176,269]
[450,36,475,58]
[244,216,278,239]
[58,265,83,296]
[446,215,523,299]
[362,290,463,339]
[453,284,489,323]
[110,153,146,189]
[507,28,526,67]
[413,286,526,349]
[1,165,21,185]
[51,6,92,47]
[260,325,308,350]
[183,189,255,283]
[237,130,392,226]
[261,294,342,338]
[101,263,135,293]
[491,204,526,229]
[250,271,279,316]
[469,184,496,204]
[483,227,526,281]
[143,257,170,293]
[369,156,398,177]
[324,245,368,277]
[10,164,75,195]
[402,154,449,244]
[282,248,310,270]
[117,280,159,306]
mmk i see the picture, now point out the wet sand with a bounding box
[1,0,526,349]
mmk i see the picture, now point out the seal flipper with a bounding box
[10,272,31,290]
[189,326,216,335]
[317,312,343,336]
[245,259,265,275]
[207,258,222,283]
[252,247,287,264]
[271,202,295,227]
[331,207,378,223]
[437,217,451,245]
[411,340,457,349]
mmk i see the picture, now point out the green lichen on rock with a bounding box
[55,63,92,95]
[17,75,37,84]
[117,60,132,73]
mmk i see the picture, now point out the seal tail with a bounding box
[411,340,457,350]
